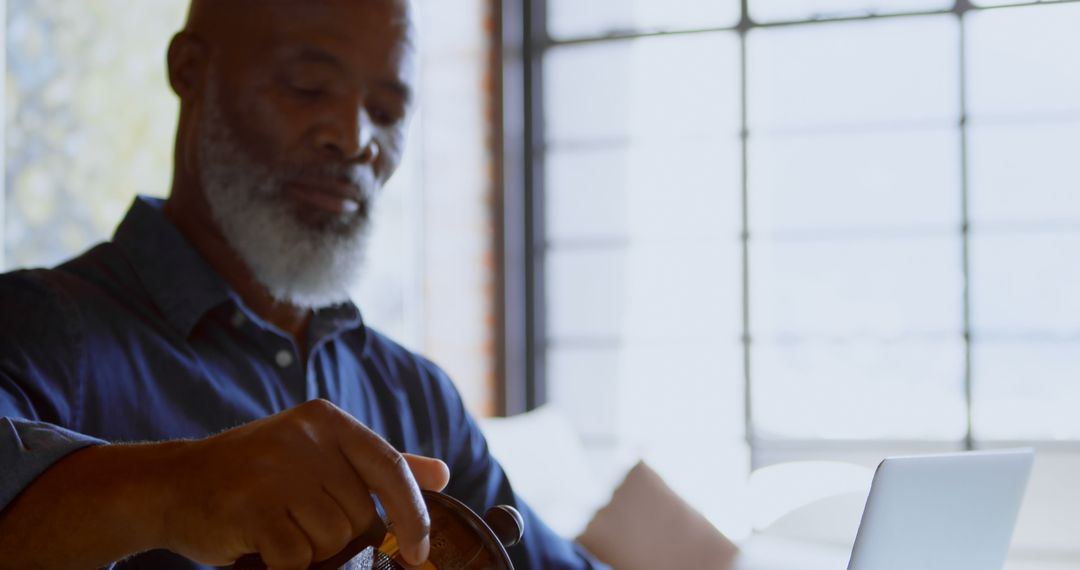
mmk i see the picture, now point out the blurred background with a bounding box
[3,0,1078,567]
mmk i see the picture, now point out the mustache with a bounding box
[289,163,368,183]
[278,163,377,201]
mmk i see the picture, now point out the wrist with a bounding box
[98,439,194,554]
[0,438,199,569]
[138,439,196,553]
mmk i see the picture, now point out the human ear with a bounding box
[167,31,209,101]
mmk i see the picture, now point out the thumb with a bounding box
[404,454,450,492]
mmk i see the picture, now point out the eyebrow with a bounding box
[285,45,414,104]
[377,78,413,105]
[288,45,342,68]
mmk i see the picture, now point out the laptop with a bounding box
[847,448,1035,570]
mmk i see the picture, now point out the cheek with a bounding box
[375,128,408,181]
[242,91,310,161]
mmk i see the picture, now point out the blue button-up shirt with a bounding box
[0,197,600,569]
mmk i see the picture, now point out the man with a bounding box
[0,1,602,568]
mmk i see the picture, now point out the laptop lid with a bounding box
[847,449,1035,570]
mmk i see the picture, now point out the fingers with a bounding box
[287,492,354,562]
[321,456,380,541]
[404,454,450,492]
[172,401,456,570]
[255,514,314,570]
[337,426,431,566]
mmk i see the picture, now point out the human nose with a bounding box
[314,99,380,164]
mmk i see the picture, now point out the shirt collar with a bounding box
[113,196,368,347]
[113,196,232,337]
[310,303,366,351]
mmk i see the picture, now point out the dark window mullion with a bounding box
[958,3,976,452]
[500,0,550,416]
[738,0,756,466]
[528,0,549,412]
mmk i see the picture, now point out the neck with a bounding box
[163,179,312,353]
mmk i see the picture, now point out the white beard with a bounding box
[196,86,372,310]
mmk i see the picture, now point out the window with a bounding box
[519,0,1080,535]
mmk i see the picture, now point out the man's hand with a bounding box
[0,400,449,570]
[160,399,450,569]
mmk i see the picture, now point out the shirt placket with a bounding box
[304,327,340,403]
[231,306,307,407]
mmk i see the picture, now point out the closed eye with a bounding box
[289,83,326,100]
[369,106,398,126]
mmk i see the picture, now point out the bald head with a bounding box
[182,0,416,49]
[176,0,417,87]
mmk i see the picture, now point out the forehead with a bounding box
[230,0,417,77]
[259,0,413,39]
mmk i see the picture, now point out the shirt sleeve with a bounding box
[0,270,107,512]
[0,416,106,510]
[424,364,609,570]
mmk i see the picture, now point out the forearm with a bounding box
[0,441,184,570]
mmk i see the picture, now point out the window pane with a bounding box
[547,243,742,342]
[548,0,740,39]
[972,0,1069,5]
[547,249,625,341]
[608,342,747,522]
[550,342,744,437]
[747,16,958,130]
[973,341,1080,440]
[970,233,1080,336]
[548,347,623,440]
[751,0,950,23]
[753,339,967,439]
[546,138,742,245]
[751,237,963,338]
[616,343,746,445]
[968,122,1080,226]
[545,33,740,144]
[548,342,748,523]
[546,147,629,244]
[750,128,960,233]
[966,3,1080,119]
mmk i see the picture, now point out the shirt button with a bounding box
[275,350,294,368]
[230,311,246,328]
